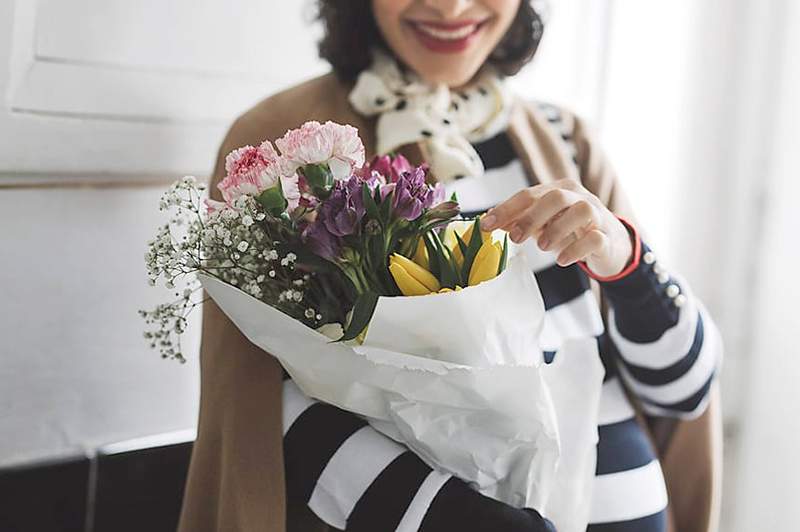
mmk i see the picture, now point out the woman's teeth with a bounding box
[414,23,478,40]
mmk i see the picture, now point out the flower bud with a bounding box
[365,219,382,235]
[449,221,491,267]
[437,286,463,293]
[412,237,429,270]
[468,241,503,286]
[389,253,440,296]
[256,184,288,216]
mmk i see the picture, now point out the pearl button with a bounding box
[666,284,680,298]
[653,263,664,275]
[674,294,687,308]
[643,251,656,265]
[657,272,670,284]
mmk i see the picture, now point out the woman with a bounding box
[179,1,723,531]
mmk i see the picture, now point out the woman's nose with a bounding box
[422,0,474,19]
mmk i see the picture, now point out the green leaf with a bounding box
[431,230,459,288]
[362,183,381,221]
[498,233,509,275]
[256,184,288,216]
[301,163,334,194]
[454,232,468,259]
[379,189,394,220]
[369,236,395,294]
[461,217,485,281]
[418,218,451,235]
[340,291,379,342]
[423,232,441,279]
[377,262,399,296]
[288,245,336,272]
[450,191,459,203]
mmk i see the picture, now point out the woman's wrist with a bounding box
[578,215,640,282]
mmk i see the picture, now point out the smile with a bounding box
[407,19,489,53]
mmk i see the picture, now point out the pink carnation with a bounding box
[217,141,282,203]
[204,198,228,214]
[276,121,365,180]
[281,174,301,212]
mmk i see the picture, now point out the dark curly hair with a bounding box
[316,1,545,81]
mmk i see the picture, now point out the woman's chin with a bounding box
[406,58,486,87]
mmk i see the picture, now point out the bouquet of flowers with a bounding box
[142,121,604,532]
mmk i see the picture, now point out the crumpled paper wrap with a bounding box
[199,253,604,532]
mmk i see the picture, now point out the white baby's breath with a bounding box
[141,175,335,362]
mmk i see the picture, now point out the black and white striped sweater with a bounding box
[280,111,722,532]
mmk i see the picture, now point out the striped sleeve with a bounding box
[282,379,556,532]
[599,242,723,419]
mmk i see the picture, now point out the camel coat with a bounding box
[177,73,723,532]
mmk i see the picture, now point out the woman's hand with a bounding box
[480,179,633,277]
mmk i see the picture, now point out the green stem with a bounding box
[341,263,370,295]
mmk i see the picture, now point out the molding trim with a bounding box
[0,172,208,189]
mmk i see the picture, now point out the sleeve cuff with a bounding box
[578,215,641,282]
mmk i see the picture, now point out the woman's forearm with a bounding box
[597,241,722,419]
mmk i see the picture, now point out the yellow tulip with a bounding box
[412,237,429,270]
[450,222,492,267]
[468,241,503,286]
[442,220,471,250]
[389,263,430,296]
[437,286,464,293]
[390,253,441,296]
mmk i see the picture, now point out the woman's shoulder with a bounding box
[222,72,378,154]
[517,98,584,138]
[211,72,374,184]
[223,73,349,149]
[516,98,606,166]
[512,97,630,213]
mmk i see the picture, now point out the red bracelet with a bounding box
[577,215,641,282]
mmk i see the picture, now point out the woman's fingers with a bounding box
[481,185,549,230]
[556,229,608,266]
[508,189,582,243]
[477,179,628,272]
[538,199,595,251]
[481,180,591,245]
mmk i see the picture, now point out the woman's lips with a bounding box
[407,19,488,53]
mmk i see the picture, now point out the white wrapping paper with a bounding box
[199,253,604,531]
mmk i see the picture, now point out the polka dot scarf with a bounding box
[348,49,513,182]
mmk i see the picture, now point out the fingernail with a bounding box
[481,215,496,229]
[510,227,522,242]
[538,237,549,249]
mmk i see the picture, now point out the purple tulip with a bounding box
[431,182,446,206]
[378,182,395,202]
[392,166,437,221]
[302,220,341,261]
[318,176,366,237]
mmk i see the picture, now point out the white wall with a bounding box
[590,2,800,530]
[727,1,800,529]
[0,187,200,466]
[0,0,323,467]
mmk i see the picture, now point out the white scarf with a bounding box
[348,49,513,182]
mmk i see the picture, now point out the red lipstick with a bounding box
[407,19,487,53]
